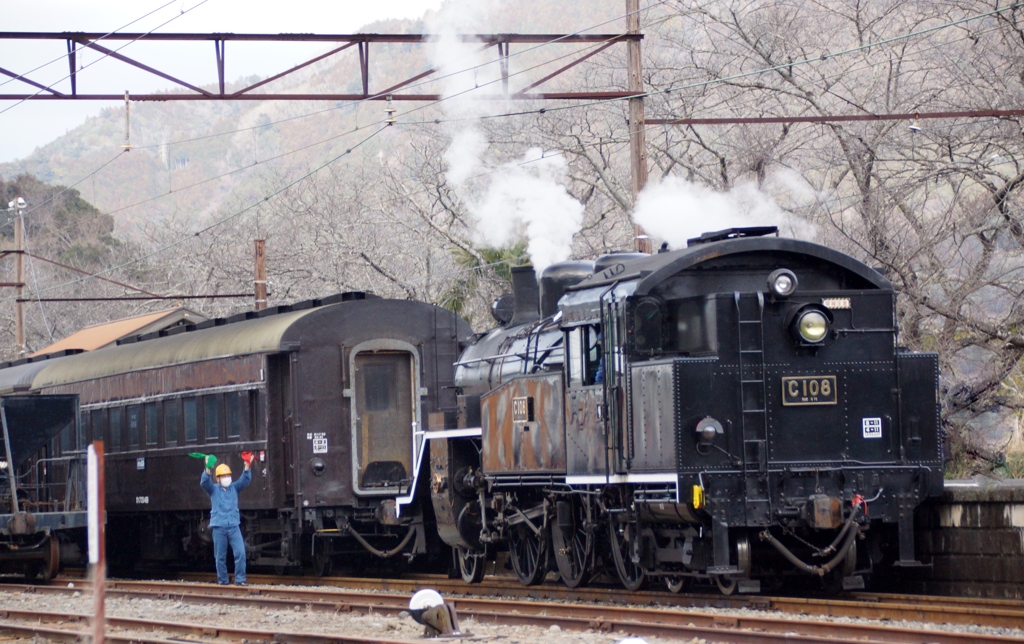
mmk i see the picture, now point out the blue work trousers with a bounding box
[212,525,246,585]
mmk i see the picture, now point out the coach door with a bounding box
[348,341,421,496]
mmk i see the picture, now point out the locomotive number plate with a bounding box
[782,376,837,406]
[512,396,534,422]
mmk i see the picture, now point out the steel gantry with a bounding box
[0,31,641,102]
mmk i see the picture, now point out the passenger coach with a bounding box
[33,293,472,574]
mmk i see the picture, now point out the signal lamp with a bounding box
[767,269,798,298]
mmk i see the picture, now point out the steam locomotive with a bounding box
[432,226,942,593]
[0,227,942,593]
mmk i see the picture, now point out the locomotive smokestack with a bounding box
[509,266,540,327]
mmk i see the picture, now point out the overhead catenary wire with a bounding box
[9,125,391,303]
[18,28,640,239]
[0,0,183,89]
[6,0,660,238]
[125,0,670,152]
[0,0,211,117]
[12,2,1023,300]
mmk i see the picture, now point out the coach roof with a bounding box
[31,307,321,389]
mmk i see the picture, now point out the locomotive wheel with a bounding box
[43,535,60,581]
[457,547,485,584]
[608,518,645,591]
[664,576,691,593]
[508,522,548,586]
[715,575,738,595]
[551,499,592,589]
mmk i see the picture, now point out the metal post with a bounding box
[1,399,19,513]
[14,206,24,356]
[88,441,106,644]
[626,0,651,254]
[254,239,267,310]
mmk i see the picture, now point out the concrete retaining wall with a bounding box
[903,479,1024,598]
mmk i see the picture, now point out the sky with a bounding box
[0,0,446,162]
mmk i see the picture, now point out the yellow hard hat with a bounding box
[214,464,232,477]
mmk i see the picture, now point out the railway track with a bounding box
[169,571,1024,631]
[0,606,418,644]
[1,577,1019,643]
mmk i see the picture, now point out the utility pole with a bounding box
[627,0,651,254]
[10,198,25,356]
[254,239,267,311]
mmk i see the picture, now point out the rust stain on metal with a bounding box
[481,374,565,474]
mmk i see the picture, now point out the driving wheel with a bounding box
[608,517,645,591]
[457,547,485,584]
[508,521,548,586]
[551,498,592,588]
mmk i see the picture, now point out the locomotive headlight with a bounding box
[767,269,798,298]
[796,309,829,343]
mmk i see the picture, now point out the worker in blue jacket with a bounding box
[200,453,253,585]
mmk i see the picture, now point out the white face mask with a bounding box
[219,476,232,488]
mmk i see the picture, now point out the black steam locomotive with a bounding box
[0,227,942,593]
[431,227,943,593]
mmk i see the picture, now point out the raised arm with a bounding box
[200,469,216,495]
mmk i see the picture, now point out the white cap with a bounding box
[409,589,444,611]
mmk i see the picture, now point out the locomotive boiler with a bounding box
[429,227,943,593]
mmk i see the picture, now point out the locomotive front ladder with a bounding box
[734,292,771,525]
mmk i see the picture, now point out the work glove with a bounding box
[205,454,217,469]
[241,451,255,467]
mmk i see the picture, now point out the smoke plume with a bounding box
[428,1,584,272]
[633,175,815,248]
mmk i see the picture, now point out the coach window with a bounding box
[250,391,264,439]
[79,412,91,446]
[184,398,198,442]
[165,399,181,445]
[108,409,122,450]
[60,420,75,453]
[226,392,242,439]
[127,405,141,446]
[145,403,159,445]
[204,395,221,442]
[92,409,111,450]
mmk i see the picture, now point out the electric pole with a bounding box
[254,239,267,311]
[627,0,651,254]
[8,198,26,356]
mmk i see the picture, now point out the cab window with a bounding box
[566,325,603,386]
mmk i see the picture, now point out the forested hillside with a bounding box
[2,0,1024,474]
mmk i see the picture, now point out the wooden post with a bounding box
[87,441,106,644]
[254,239,267,311]
[627,0,651,254]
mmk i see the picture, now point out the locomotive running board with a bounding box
[394,428,483,518]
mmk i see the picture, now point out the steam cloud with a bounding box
[429,1,584,273]
[633,175,815,248]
